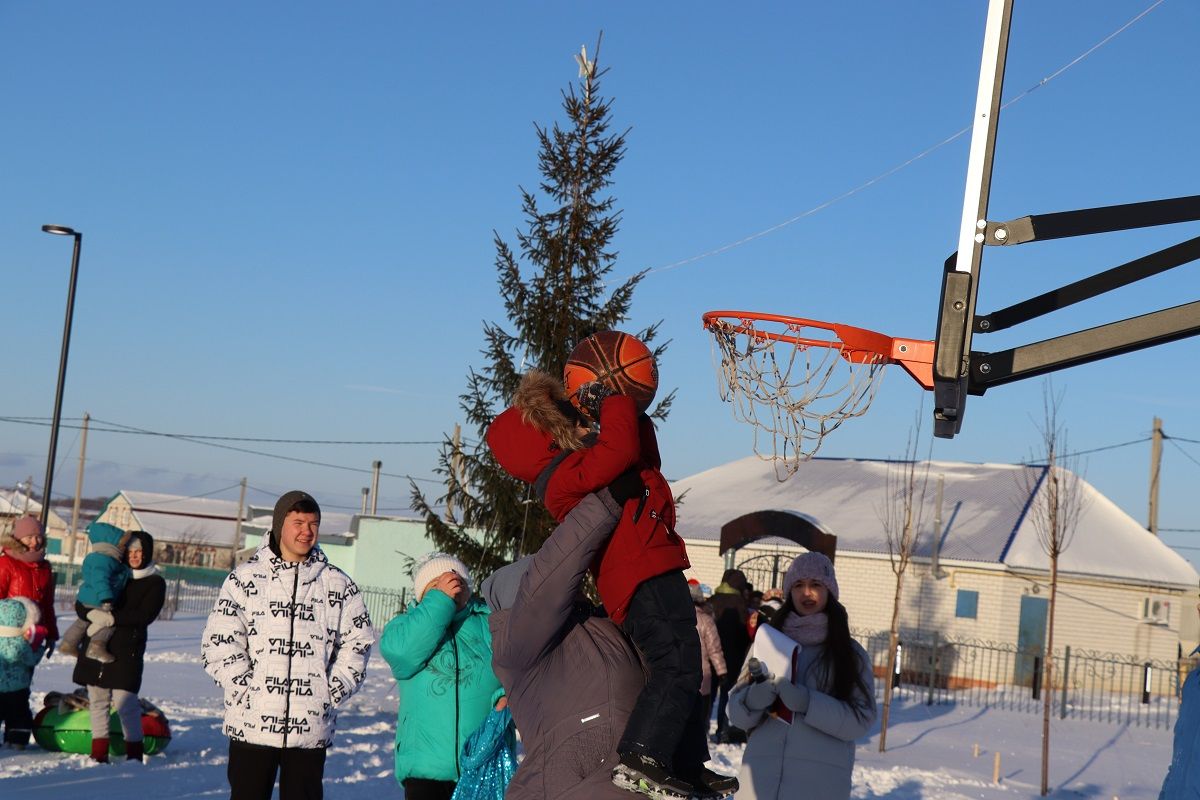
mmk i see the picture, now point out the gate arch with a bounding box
[720,510,838,589]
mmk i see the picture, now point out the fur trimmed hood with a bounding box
[487,371,586,484]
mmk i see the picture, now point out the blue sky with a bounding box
[3,2,1198,564]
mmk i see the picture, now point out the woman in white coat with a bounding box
[728,552,876,799]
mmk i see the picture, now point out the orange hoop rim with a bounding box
[702,310,935,390]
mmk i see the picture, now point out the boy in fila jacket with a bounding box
[487,371,732,799]
[202,491,374,800]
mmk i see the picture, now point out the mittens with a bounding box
[744,674,780,711]
[777,680,811,713]
[608,468,647,505]
[576,382,616,421]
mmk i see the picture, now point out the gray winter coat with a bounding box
[728,636,876,800]
[487,490,648,800]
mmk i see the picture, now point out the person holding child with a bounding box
[728,552,877,800]
[487,368,734,798]
[72,530,166,762]
[59,521,131,664]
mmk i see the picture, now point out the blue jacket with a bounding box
[1161,651,1200,799]
[78,522,131,607]
[380,591,502,784]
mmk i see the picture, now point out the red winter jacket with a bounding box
[0,546,59,641]
[487,392,689,624]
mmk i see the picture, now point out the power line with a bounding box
[1167,439,1200,471]
[1017,437,1150,465]
[0,416,453,446]
[0,416,444,485]
[643,0,1166,275]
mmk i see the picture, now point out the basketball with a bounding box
[564,330,659,414]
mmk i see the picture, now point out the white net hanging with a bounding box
[707,317,888,478]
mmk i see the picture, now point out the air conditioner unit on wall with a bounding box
[1142,597,1171,625]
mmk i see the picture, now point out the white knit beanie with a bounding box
[413,552,472,602]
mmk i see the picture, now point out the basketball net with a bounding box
[706,317,888,477]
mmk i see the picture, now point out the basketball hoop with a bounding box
[703,311,934,475]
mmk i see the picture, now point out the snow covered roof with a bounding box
[670,456,1198,589]
[0,489,69,529]
[112,491,354,547]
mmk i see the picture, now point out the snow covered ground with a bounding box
[0,614,1176,798]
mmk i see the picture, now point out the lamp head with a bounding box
[42,224,78,236]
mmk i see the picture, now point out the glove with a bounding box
[26,625,48,651]
[576,381,616,422]
[87,608,116,628]
[44,640,56,660]
[777,680,810,713]
[744,672,780,711]
[87,608,115,637]
[608,468,647,505]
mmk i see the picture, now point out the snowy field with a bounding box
[0,614,1176,799]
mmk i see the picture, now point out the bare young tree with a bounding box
[876,416,932,752]
[1020,384,1086,797]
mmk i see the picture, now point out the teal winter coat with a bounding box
[78,522,130,607]
[0,597,46,692]
[380,591,503,784]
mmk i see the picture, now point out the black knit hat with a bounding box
[271,490,321,547]
[126,530,156,567]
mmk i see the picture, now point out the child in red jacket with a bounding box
[487,370,737,799]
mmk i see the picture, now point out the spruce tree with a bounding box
[410,36,672,578]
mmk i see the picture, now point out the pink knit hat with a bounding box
[783,551,839,600]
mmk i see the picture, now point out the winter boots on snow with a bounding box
[90,737,109,763]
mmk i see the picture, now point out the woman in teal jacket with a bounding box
[380,554,503,800]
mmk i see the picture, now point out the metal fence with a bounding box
[55,570,410,628]
[856,627,1194,730]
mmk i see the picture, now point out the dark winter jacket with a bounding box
[1160,647,1200,799]
[487,490,650,800]
[486,379,689,624]
[72,532,166,693]
[78,522,131,607]
[0,534,58,641]
[709,581,750,681]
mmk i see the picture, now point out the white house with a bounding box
[672,456,1198,666]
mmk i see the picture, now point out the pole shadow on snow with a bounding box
[870,703,988,752]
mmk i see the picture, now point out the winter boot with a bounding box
[85,638,116,664]
[126,740,144,762]
[58,618,87,658]
[611,752,694,799]
[680,767,739,799]
[91,737,110,764]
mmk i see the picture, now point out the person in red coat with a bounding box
[0,516,58,651]
[487,370,735,799]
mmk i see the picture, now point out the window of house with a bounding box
[955,589,979,619]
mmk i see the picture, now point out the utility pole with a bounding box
[68,413,89,567]
[370,460,382,515]
[1148,416,1163,536]
[22,476,33,515]
[233,477,247,565]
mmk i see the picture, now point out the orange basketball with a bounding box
[564,330,659,414]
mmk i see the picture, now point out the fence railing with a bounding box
[855,627,1194,730]
[55,568,410,628]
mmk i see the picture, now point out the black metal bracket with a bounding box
[968,300,1200,392]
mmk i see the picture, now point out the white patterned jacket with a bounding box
[201,540,374,749]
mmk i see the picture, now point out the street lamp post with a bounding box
[40,224,83,529]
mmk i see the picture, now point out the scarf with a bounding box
[131,563,159,580]
[780,611,829,646]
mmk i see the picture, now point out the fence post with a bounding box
[1031,656,1042,701]
[1060,645,1070,720]
[893,641,903,689]
[927,635,939,706]
[1143,662,1153,705]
